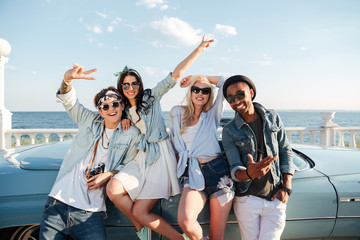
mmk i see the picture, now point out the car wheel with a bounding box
[10,225,40,240]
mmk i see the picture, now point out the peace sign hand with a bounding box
[247,154,277,179]
[197,35,214,52]
[64,63,98,83]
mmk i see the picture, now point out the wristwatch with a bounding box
[282,186,292,195]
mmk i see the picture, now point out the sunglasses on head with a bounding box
[191,86,211,95]
[121,82,140,90]
[99,100,121,111]
[226,90,247,104]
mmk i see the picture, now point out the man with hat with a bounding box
[39,63,139,240]
[221,75,294,240]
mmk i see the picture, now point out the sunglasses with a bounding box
[99,100,121,111]
[191,86,211,95]
[226,90,247,104]
[121,82,140,90]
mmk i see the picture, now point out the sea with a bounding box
[11,110,360,129]
[10,110,360,145]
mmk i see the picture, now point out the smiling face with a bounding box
[226,82,255,117]
[121,75,139,106]
[98,98,124,129]
[191,81,212,108]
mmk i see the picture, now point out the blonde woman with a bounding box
[170,75,235,240]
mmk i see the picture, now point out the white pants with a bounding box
[233,195,286,240]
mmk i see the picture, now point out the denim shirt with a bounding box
[126,73,177,166]
[222,103,294,193]
[55,88,139,183]
[169,76,226,190]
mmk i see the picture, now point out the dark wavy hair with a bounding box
[116,68,154,120]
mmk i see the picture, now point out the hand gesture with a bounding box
[64,63,98,83]
[180,75,193,88]
[198,35,214,52]
[246,154,277,179]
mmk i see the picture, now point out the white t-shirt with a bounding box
[181,117,202,150]
[50,128,115,212]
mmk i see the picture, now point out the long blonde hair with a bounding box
[180,76,214,134]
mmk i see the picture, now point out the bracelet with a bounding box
[245,168,253,180]
[63,78,71,86]
[109,171,114,178]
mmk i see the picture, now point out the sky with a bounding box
[1,0,360,112]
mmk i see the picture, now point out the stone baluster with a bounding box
[350,131,357,148]
[13,133,22,146]
[58,133,65,142]
[309,130,316,145]
[299,131,304,144]
[29,134,36,145]
[337,129,345,147]
[44,133,51,143]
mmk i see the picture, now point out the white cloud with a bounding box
[214,24,237,36]
[300,47,307,51]
[107,26,114,32]
[143,66,169,77]
[96,11,107,19]
[87,25,103,34]
[78,17,83,23]
[32,71,37,75]
[136,0,168,10]
[160,5,168,10]
[111,17,123,24]
[134,16,202,47]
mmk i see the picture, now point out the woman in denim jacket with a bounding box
[106,36,214,240]
[169,75,234,240]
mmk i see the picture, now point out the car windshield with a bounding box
[292,150,311,172]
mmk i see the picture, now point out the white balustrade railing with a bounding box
[2,115,360,150]
[5,129,78,147]
[335,127,360,148]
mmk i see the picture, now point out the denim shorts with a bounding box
[180,155,234,199]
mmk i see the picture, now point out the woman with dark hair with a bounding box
[169,75,234,240]
[106,36,213,240]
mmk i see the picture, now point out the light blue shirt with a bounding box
[169,76,226,190]
[55,88,139,183]
[126,73,177,166]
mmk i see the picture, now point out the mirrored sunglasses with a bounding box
[191,86,211,95]
[121,82,140,90]
[99,100,121,111]
[226,90,247,104]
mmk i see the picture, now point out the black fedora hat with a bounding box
[223,75,256,100]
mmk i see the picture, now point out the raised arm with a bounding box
[180,75,222,88]
[60,63,98,94]
[171,35,214,80]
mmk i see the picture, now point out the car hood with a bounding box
[4,141,71,170]
[294,145,360,176]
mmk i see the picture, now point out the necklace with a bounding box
[102,128,110,149]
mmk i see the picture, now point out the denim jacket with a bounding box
[55,88,139,183]
[126,73,177,166]
[222,103,294,193]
